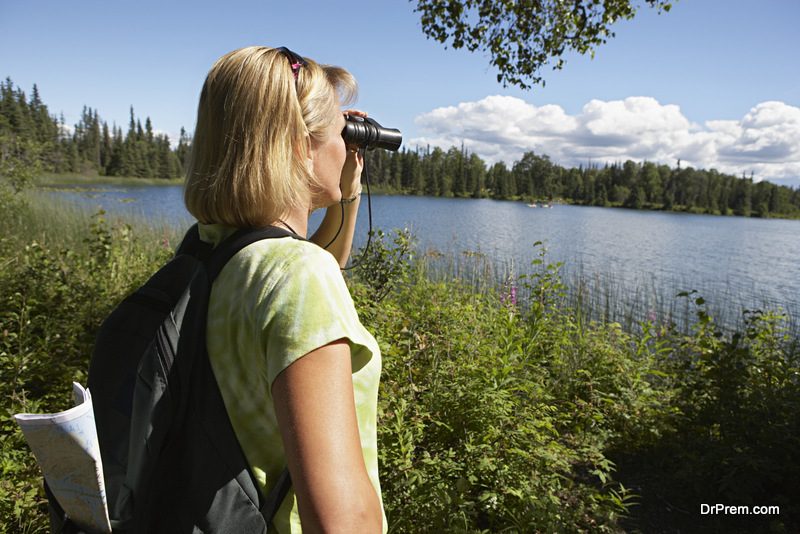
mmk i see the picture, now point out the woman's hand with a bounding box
[340,109,367,199]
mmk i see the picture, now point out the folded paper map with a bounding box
[15,382,112,533]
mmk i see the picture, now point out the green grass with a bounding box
[16,190,181,255]
[35,172,182,187]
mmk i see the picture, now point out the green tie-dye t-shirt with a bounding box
[199,223,385,533]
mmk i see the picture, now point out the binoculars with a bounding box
[342,115,402,152]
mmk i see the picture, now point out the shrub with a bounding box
[363,238,659,532]
[0,193,171,532]
[2,194,797,533]
[617,292,800,532]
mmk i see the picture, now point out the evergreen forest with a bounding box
[363,147,800,218]
[3,78,799,218]
[0,78,189,180]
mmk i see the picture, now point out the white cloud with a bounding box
[410,96,800,186]
[58,123,74,138]
[153,129,185,149]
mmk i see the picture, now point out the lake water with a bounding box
[46,184,799,333]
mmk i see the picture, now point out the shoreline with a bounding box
[37,174,800,220]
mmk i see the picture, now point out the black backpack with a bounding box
[48,224,298,533]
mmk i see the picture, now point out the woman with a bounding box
[184,46,385,533]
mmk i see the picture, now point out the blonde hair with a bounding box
[184,46,357,227]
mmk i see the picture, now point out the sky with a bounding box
[2,0,799,186]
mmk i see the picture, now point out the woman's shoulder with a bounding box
[229,237,346,303]
[211,233,350,328]
[242,234,338,274]
[197,223,339,276]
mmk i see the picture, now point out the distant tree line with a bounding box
[365,144,800,218]
[2,78,798,218]
[0,78,189,179]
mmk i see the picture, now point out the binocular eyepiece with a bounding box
[342,116,402,152]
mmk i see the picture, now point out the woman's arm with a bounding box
[309,193,361,268]
[271,339,382,533]
[309,110,366,268]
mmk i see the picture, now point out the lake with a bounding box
[46,184,799,333]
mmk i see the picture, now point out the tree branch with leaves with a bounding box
[413,0,673,89]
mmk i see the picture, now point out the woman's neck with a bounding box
[276,207,308,237]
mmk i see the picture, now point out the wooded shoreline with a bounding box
[3,77,799,221]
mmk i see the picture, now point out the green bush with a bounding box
[355,238,663,532]
[0,188,172,532]
[613,292,800,532]
[1,187,797,533]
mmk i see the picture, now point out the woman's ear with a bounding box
[303,133,315,174]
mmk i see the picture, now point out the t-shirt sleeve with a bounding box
[259,245,373,386]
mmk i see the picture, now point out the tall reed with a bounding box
[416,242,798,340]
[17,190,181,258]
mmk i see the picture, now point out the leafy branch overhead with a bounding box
[413,0,673,89]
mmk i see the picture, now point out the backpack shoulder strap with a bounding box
[175,223,213,259]
[202,225,302,524]
[260,468,292,519]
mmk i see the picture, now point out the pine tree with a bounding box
[732,175,753,216]
[128,107,136,140]
[106,126,124,176]
[176,127,191,173]
[100,123,112,172]
[468,153,485,198]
